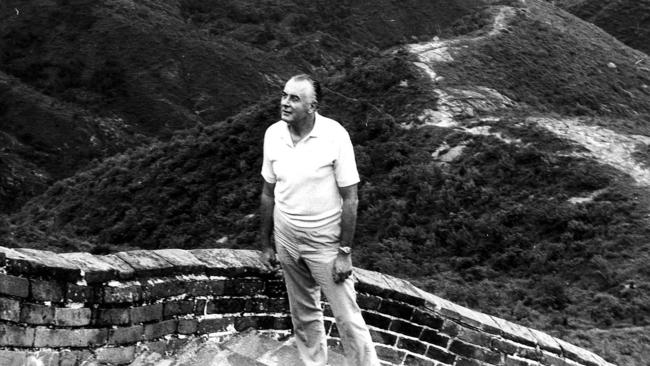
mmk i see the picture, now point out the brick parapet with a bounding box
[0,246,615,366]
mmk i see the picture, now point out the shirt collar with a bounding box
[280,112,321,145]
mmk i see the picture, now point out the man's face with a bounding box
[280,79,315,125]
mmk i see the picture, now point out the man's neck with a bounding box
[289,113,316,139]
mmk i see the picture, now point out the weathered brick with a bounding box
[197,317,235,334]
[153,249,206,275]
[178,319,198,334]
[389,319,424,338]
[0,274,29,297]
[426,346,457,364]
[411,309,444,329]
[379,274,426,306]
[449,339,502,365]
[12,248,82,282]
[491,316,537,347]
[163,300,196,319]
[100,254,136,280]
[102,282,142,303]
[115,250,174,278]
[420,329,450,347]
[225,278,265,296]
[541,351,568,366]
[362,311,392,329]
[66,283,94,303]
[95,346,136,365]
[191,249,269,277]
[440,319,462,337]
[457,327,496,348]
[0,297,20,322]
[59,350,92,366]
[244,297,269,313]
[206,297,246,314]
[330,323,340,337]
[266,297,289,313]
[528,327,563,355]
[455,357,483,366]
[234,315,260,331]
[109,325,144,345]
[375,345,405,364]
[186,276,226,297]
[379,299,414,319]
[0,323,35,347]
[144,319,178,340]
[505,355,539,366]
[357,293,382,311]
[323,303,333,317]
[30,279,64,302]
[369,329,397,346]
[59,252,120,284]
[404,354,438,366]
[517,344,544,361]
[130,303,163,324]
[141,278,184,300]
[55,307,92,326]
[396,337,427,354]
[0,349,27,366]
[20,303,54,325]
[95,307,131,326]
[265,279,286,297]
[491,337,519,355]
[33,327,108,347]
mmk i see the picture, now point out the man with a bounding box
[260,74,379,366]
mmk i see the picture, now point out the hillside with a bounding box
[2,0,650,364]
[552,0,650,55]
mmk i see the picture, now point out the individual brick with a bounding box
[505,355,539,366]
[33,327,108,348]
[54,307,92,326]
[66,283,94,303]
[455,357,483,366]
[12,248,82,282]
[0,323,35,347]
[449,339,502,365]
[411,309,444,329]
[115,250,175,278]
[20,303,54,325]
[234,315,260,331]
[388,319,424,338]
[330,323,340,337]
[379,273,426,306]
[0,349,27,366]
[457,327,496,349]
[265,279,286,297]
[185,276,226,297]
[178,319,198,334]
[30,279,64,302]
[141,277,185,301]
[490,316,537,347]
[95,346,136,365]
[94,307,131,326]
[130,303,163,324]
[190,249,269,277]
[426,345,457,365]
[100,254,136,280]
[397,337,427,354]
[0,297,20,322]
[357,293,382,311]
[440,319,462,338]
[197,317,235,334]
[528,327,563,355]
[59,350,92,366]
[144,319,178,340]
[206,297,246,314]
[491,337,519,355]
[378,299,414,319]
[353,267,393,297]
[362,310,392,329]
[375,345,405,364]
[102,281,142,303]
[59,252,120,284]
[244,297,269,313]
[153,249,206,275]
[163,300,196,319]
[225,278,265,296]
[369,328,397,346]
[108,325,144,345]
[419,329,450,348]
[266,297,289,313]
[404,354,438,366]
[0,274,29,298]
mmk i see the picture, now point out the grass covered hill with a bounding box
[0,0,481,212]
[3,0,650,363]
[552,0,650,55]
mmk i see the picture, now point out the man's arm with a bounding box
[260,180,277,267]
[333,183,358,283]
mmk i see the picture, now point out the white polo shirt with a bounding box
[261,113,360,228]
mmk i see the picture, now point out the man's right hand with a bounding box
[261,246,280,271]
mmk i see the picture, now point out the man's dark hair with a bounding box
[291,74,322,107]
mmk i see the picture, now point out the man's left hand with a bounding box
[332,253,353,284]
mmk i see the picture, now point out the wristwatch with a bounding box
[338,246,352,255]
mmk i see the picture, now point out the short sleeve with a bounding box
[261,129,277,184]
[334,129,360,187]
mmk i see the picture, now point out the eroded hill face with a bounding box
[2,0,650,364]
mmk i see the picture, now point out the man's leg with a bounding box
[275,218,328,366]
[302,249,380,366]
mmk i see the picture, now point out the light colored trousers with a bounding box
[274,209,380,366]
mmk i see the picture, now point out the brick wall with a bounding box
[0,246,614,366]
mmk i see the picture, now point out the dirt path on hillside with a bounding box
[405,4,650,188]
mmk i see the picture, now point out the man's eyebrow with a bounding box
[282,91,301,100]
